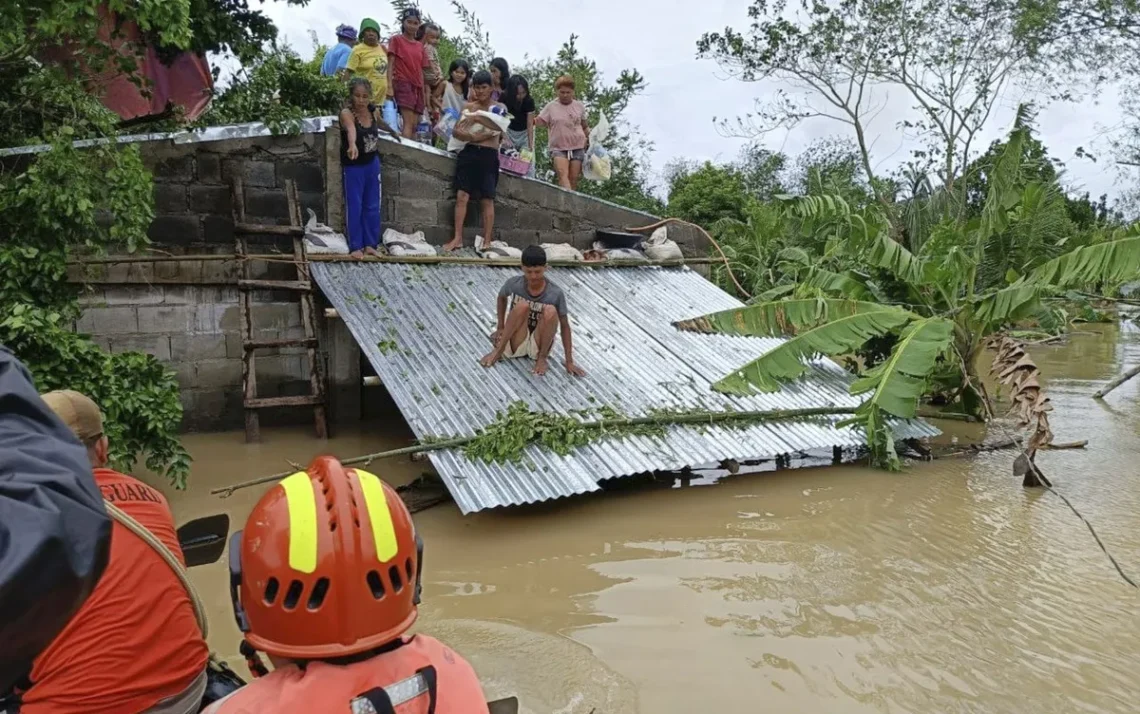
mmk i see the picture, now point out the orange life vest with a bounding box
[203,635,489,714]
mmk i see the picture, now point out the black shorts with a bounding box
[454,145,500,201]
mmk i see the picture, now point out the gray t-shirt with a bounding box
[498,275,568,316]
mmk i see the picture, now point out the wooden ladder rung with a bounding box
[238,279,312,291]
[235,223,305,236]
[244,338,319,351]
[245,395,324,409]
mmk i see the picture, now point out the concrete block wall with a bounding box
[71,126,707,432]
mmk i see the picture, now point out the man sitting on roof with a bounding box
[480,245,587,377]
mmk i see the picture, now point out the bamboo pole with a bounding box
[210,406,858,498]
[1093,364,1140,400]
[68,253,722,268]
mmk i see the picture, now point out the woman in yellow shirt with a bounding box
[339,18,389,101]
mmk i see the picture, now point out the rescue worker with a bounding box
[0,349,111,698]
[204,456,490,713]
[16,390,209,714]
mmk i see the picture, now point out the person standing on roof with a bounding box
[14,390,209,714]
[321,24,357,77]
[387,7,431,140]
[0,349,111,702]
[340,18,389,103]
[202,456,490,713]
[340,77,399,260]
[442,70,506,253]
[480,245,587,377]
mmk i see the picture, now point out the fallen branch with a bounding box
[1093,364,1140,400]
[1041,440,1088,450]
[930,438,1020,459]
[916,409,981,423]
[210,406,857,498]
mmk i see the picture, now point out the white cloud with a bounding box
[263,0,1127,201]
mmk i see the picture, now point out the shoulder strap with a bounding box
[102,499,209,638]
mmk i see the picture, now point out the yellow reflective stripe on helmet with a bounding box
[354,469,399,563]
[280,471,318,574]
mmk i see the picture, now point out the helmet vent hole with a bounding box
[389,565,404,594]
[405,557,414,581]
[263,577,280,605]
[367,570,386,599]
[329,518,338,532]
[283,580,304,610]
[307,577,330,611]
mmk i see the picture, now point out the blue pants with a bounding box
[343,156,381,252]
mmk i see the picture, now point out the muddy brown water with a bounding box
[159,324,1140,713]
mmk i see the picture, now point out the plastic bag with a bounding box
[582,112,612,182]
[434,107,460,140]
[382,99,400,133]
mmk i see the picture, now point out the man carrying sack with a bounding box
[15,390,209,714]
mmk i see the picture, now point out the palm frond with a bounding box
[978,119,1029,242]
[674,298,893,337]
[750,284,796,303]
[1027,230,1140,288]
[776,246,812,265]
[797,267,871,300]
[711,308,917,394]
[865,231,925,283]
[850,318,955,418]
[972,283,1045,326]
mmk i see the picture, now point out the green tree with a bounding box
[197,41,344,132]
[666,161,752,226]
[698,0,1053,201]
[0,1,308,487]
[678,110,1140,469]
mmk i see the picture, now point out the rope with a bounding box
[1040,484,1138,588]
[624,217,752,299]
[103,500,210,637]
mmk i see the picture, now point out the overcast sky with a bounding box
[263,0,1130,202]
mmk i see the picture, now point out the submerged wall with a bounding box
[65,124,707,431]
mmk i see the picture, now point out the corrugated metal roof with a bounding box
[312,262,939,513]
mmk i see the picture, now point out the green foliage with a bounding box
[666,162,752,226]
[463,401,663,464]
[198,43,344,133]
[175,0,308,63]
[0,0,259,487]
[680,114,1140,468]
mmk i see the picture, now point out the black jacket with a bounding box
[0,347,112,693]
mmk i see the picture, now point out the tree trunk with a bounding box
[1093,364,1140,400]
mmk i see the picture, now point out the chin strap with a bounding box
[239,640,269,679]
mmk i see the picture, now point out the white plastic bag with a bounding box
[382,228,437,257]
[644,225,683,261]
[541,243,584,262]
[434,107,460,141]
[582,112,612,182]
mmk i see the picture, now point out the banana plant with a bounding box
[677,110,1140,468]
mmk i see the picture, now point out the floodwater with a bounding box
[163,323,1140,713]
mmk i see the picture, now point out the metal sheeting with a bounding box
[312,262,939,513]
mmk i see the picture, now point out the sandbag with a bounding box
[382,228,437,257]
[541,243,583,262]
[643,225,683,261]
[303,209,349,255]
[476,235,522,259]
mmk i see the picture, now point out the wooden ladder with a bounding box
[231,177,328,443]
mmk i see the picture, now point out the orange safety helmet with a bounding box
[227,455,423,660]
